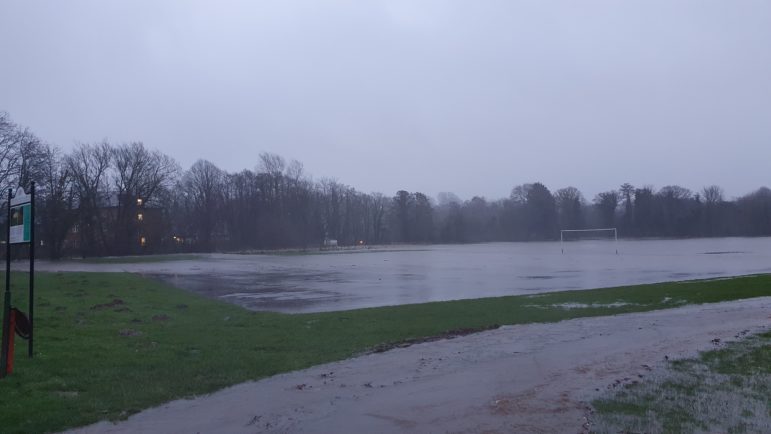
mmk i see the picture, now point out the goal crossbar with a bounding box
[560,228,618,254]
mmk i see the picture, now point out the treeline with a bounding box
[1,111,770,258]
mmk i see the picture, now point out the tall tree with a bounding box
[525,182,557,240]
[183,159,224,251]
[619,183,635,233]
[413,192,434,242]
[737,187,771,236]
[633,186,655,237]
[510,183,533,204]
[701,185,724,236]
[656,185,695,236]
[392,190,412,242]
[67,142,113,256]
[111,142,179,253]
[38,146,75,259]
[594,191,619,229]
[0,112,22,193]
[554,186,584,230]
[369,193,388,244]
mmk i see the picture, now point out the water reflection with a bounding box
[140,237,771,313]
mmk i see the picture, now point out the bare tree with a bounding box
[619,182,635,231]
[594,191,619,228]
[525,183,557,240]
[510,183,533,204]
[436,192,461,207]
[701,185,725,236]
[0,112,21,192]
[67,141,113,256]
[319,178,345,241]
[656,185,696,236]
[413,192,434,242]
[111,142,179,253]
[658,185,692,200]
[369,193,388,243]
[702,185,724,205]
[285,159,304,183]
[554,186,584,229]
[38,145,75,259]
[183,159,224,251]
[736,187,771,236]
[112,142,179,205]
[17,128,46,188]
[259,152,286,176]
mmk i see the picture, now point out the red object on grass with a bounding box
[12,308,30,339]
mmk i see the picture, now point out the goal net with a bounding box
[560,228,618,254]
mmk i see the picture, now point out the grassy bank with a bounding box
[0,272,768,433]
[590,330,770,433]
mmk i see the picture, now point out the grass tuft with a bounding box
[590,331,771,433]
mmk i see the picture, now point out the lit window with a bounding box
[136,198,143,206]
[140,237,147,247]
[137,213,144,221]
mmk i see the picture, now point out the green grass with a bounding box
[591,331,771,433]
[0,272,768,433]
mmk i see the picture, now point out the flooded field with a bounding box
[39,237,771,313]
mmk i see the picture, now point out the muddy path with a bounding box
[70,297,771,434]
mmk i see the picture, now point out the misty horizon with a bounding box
[1,112,768,205]
[2,1,770,201]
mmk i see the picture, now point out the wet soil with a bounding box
[71,297,771,434]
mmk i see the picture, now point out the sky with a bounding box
[1,1,770,201]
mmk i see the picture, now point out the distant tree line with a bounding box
[1,111,770,258]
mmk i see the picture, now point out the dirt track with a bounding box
[70,298,771,434]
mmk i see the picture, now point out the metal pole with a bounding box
[28,182,34,358]
[1,188,12,377]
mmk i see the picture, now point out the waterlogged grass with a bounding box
[73,254,203,264]
[0,272,768,433]
[591,331,771,433]
[234,247,432,256]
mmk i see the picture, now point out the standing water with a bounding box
[38,237,771,313]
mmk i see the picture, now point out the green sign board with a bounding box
[9,188,31,245]
[9,203,31,244]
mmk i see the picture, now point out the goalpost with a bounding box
[560,228,618,254]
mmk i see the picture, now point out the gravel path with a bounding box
[69,297,771,434]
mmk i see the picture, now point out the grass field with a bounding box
[591,330,770,433]
[0,272,768,433]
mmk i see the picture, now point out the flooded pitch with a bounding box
[40,237,771,313]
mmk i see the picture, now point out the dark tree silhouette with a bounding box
[1,110,770,258]
[525,183,558,240]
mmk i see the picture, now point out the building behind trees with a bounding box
[1,111,770,258]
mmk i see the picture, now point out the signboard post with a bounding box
[0,189,12,378]
[1,183,35,378]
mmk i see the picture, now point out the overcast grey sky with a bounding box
[1,1,770,200]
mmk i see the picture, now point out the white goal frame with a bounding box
[560,228,618,254]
